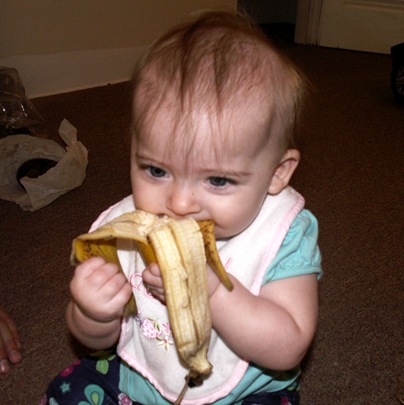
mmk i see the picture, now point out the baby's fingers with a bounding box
[142,263,164,289]
[110,277,133,314]
[90,271,132,321]
[143,263,166,304]
[74,256,109,280]
[73,257,122,294]
[101,270,132,304]
[71,257,127,312]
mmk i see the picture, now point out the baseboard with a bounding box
[0,46,146,99]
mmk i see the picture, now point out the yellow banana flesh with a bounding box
[70,210,233,388]
[167,219,212,382]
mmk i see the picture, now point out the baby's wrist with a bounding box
[70,300,120,329]
[67,301,121,349]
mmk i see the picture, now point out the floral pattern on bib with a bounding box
[135,311,174,351]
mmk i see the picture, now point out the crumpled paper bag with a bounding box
[0,119,88,211]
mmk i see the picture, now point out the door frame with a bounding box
[294,0,323,45]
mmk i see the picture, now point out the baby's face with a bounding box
[131,103,279,239]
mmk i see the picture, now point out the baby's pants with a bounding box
[40,351,299,405]
[39,350,133,405]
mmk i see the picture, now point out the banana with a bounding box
[70,210,233,389]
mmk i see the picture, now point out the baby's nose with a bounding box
[166,185,201,217]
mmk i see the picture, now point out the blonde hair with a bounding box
[131,11,308,157]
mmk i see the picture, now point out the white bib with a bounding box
[91,187,304,404]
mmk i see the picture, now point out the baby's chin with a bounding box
[214,225,246,240]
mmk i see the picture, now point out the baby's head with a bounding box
[132,11,307,160]
[130,11,309,237]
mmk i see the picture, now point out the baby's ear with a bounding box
[268,149,300,195]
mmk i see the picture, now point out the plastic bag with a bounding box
[0,119,88,211]
[0,66,45,137]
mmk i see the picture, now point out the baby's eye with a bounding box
[208,176,231,187]
[147,165,167,178]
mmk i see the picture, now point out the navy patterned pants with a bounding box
[40,351,299,405]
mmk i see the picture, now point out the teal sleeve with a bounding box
[264,209,322,284]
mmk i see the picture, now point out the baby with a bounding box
[43,11,321,405]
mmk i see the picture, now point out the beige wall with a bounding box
[0,0,236,97]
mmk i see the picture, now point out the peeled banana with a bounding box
[70,210,233,388]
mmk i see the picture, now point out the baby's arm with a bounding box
[209,272,318,371]
[66,257,133,350]
[143,266,317,371]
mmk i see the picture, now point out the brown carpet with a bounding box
[1,44,403,404]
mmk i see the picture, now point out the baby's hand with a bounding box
[142,263,166,304]
[70,257,132,323]
[142,263,223,304]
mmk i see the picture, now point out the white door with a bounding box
[318,0,404,54]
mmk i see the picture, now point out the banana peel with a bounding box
[70,210,233,390]
[70,211,232,292]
